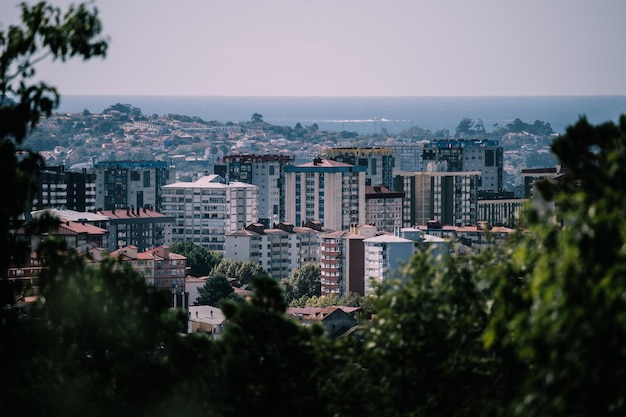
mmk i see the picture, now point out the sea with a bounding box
[58,95,626,136]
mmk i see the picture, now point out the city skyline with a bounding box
[2,0,626,97]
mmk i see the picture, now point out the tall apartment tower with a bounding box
[320,231,366,296]
[94,160,175,211]
[33,165,96,212]
[214,154,294,227]
[161,175,258,251]
[364,185,404,233]
[284,158,366,232]
[363,234,416,294]
[387,143,427,172]
[322,147,395,191]
[521,165,562,198]
[394,169,480,227]
[421,139,503,192]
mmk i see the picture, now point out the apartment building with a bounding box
[394,169,480,227]
[319,226,377,297]
[322,147,396,191]
[214,154,294,227]
[386,143,427,172]
[224,221,322,280]
[95,207,174,252]
[161,175,258,251]
[29,208,110,250]
[477,198,527,228]
[110,245,187,301]
[94,160,175,211]
[33,165,96,212]
[421,139,503,192]
[284,158,366,232]
[521,165,563,198]
[363,234,416,294]
[364,185,404,233]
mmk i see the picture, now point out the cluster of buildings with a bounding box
[13,140,563,309]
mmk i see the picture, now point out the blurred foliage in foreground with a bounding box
[3,2,626,417]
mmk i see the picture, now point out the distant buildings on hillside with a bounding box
[17,136,560,306]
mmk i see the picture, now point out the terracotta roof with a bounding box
[57,221,108,235]
[97,208,169,219]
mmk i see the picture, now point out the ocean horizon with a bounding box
[58,95,626,135]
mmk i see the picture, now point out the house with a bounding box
[188,305,227,339]
[286,306,361,338]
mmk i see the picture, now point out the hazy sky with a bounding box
[2,0,626,96]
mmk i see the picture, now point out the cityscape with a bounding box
[16,105,562,308]
[2,1,626,416]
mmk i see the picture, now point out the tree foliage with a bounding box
[4,3,626,416]
[211,258,265,287]
[483,115,626,417]
[196,272,234,306]
[169,241,222,277]
[281,262,321,304]
[1,242,188,417]
[213,273,332,417]
[0,0,106,301]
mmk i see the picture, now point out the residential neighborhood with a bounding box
[8,106,558,335]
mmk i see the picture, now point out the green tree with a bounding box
[455,117,474,137]
[196,272,234,306]
[0,5,200,417]
[213,273,332,417]
[348,247,500,417]
[281,262,321,304]
[485,115,626,417]
[170,241,222,277]
[212,258,265,287]
[0,0,107,306]
[251,112,263,123]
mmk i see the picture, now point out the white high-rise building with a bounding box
[284,158,367,232]
[214,154,294,227]
[224,222,322,280]
[363,234,416,294]
[161,175,258,251]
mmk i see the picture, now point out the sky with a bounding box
[2,0,626,97]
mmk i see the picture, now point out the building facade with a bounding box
[111,245,187,305]
[33,165,96,212]
[364,185,404,233]
[394,170,480,227]
[477,198,527,228]
[363,234,416,294]
[421,139,503,192]
[387,142,427,172]
[322,147,396,191]
[214,154,294,227]
[284,158,366,232]
[94,160,175,211]
[521,165,562,198]
[430,170,480,226]
[319,226,377,297]
[161,175,258,251]
[224,221,322,280]
[95,207,174,252]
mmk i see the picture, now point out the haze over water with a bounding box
[60,95,626,136]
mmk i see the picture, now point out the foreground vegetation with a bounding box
[2,2,626,416]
